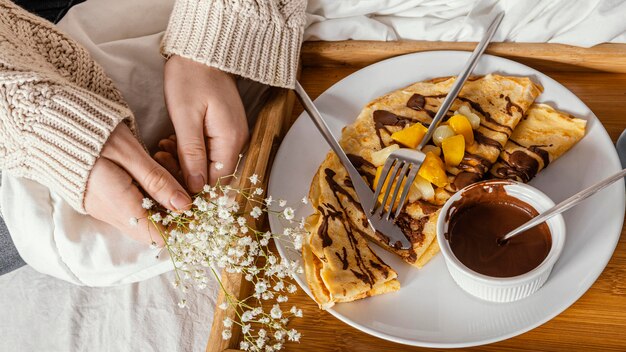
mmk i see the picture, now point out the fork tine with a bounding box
[375,161,403,217]
[394,166,419,220]
[384,162,410,220]
[371,157,396,214]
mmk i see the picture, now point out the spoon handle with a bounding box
[501,168,626,242]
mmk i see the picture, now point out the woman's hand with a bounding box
[163,55,249,193]
[84,124,191,246]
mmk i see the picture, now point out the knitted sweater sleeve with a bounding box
[161,0,307,89]
[0,1,135,213]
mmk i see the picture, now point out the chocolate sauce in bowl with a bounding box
[445,182,552,278]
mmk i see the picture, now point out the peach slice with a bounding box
[418,152,448,187]
[391,123,428,149]
[448,114,474,145]
[442,134,465,167]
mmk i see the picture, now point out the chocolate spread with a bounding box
[445,182,551,277]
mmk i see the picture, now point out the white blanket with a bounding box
[305,0,626,47]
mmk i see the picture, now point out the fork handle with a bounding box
[418,11,504,150]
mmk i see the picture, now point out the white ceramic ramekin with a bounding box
[437,179,566,303]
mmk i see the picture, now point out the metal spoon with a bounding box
[500,168,626,243]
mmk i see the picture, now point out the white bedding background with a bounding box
[1,0,625,351]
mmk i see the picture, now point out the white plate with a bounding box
[268,51,625,348]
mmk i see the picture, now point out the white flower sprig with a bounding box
[140,156,306,352]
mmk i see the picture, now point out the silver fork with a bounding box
[371,11,504,220]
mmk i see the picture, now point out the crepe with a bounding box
[490,103,587,182]
[303,74,543,308]
[338,74,543,264]
[304,152,400,310]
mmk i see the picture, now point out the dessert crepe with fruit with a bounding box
[490,103,587,182]
[303,152,401,310]
[303,74,543,308]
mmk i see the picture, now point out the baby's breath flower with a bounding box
[270,304,282,319]
[301,197,308,204]
[150,212,162,222]
[250,206,262,219]
[287,329,301,342]
[278,199,287,207]
[142,172,305,351]
[215,162,224,170]
[142,198,154,209]
[283,207,295,220]
[129,217,138,226]
[249,174,259,185]
[222,329,232,340]
[255,280,268,294]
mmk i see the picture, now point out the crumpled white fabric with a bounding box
[305,0,626,47]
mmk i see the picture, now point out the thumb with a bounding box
[104,125,192,212]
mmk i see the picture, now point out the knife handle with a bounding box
[294,82,366,191]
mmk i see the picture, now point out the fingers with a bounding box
[154,151,184,185]
[102,125,191,212]
[158,137,177,155]
[205,103,249,185]
[165,93,209,193]
[85,158,166,246]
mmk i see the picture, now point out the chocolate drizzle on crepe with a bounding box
[372,110,426,148]
[474,130,503,150]
[346,154,375,186]
[493,140,551,182]
[319,167,392,286]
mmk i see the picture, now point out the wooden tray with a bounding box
[207,41,626,352]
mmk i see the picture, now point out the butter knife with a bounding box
[294,82,412,250]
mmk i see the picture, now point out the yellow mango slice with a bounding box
[448,114,474,145]
[418,152,448,187]
[372,166,405,210]
[441,134,465,167]
[391,123,428,149]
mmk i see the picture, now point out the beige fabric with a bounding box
[161,0,306,89]
[0,0,305,212]
[0,0,135,212]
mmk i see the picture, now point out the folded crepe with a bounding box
[304,153,400,310]
[490,103,587,182]
[303,74,544,308]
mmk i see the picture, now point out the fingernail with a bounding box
[170,191,191,211]
[187,174,205,192]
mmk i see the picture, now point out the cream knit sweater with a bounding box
[0,0,305,212]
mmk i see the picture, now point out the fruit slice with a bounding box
[373,166,406,209]
[432,125,455,146]
[448,114,474,145]
[418,152,448,187]
[409,175,435,202]
[391,123,428,149]
[441,134,465,167]
[370,144,399,167]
